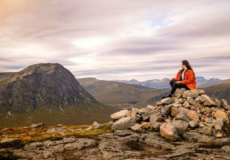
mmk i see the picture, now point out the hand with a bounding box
[169,79,173,82]
[176,81,181,84]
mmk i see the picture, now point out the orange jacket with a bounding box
[172,69,196,90]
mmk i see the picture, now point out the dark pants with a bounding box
[170,80,190,95]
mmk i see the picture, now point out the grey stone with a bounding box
[111,117,136,130]
[110,110,129,120]
[161,97,174,105]
[174,88,186,98]
[189,120,198,128]
[171,120,188,135]
[175,112,191,122]
[214,118,224,130]
[31,123,45,128]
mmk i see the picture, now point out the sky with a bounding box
[0,0,230,81]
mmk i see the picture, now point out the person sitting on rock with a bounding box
[162,60,196,99]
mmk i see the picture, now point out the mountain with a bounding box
[0,63,120,127]
[77,77,169,107]
[202,82,230,104]
[114,76,230,89]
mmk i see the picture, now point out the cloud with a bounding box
[0,0,230,81]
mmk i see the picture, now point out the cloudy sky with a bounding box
[0,0,230,81]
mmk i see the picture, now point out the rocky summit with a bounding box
[110,88,230,140]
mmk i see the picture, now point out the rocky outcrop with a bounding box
[110,88,230,141]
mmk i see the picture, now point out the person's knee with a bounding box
[170,80,175,85]
[173,82,178,86]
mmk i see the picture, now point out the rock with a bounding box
[199,122,205,128]
[171,107,180,117]
[151,122,162,131]
[142,110,159,121]
[141,122,151,129]
[220,99,230,110]
[189,120,198,128]
[201,126,213,136]
[174,88,186,98]
[214,110,229,124]
[175,112,191,122]
[85,126,93,131]
[0,138,22,148]
[182,132,214,143]
[24,141,44,150]
[201,94,217,107]
[190,89,199,97]
[130,107,139,117]
[205,117,215,127]
[46,127,71,135]
[150,113,163,123]
[182,100,190,108]
[160,104,172,115]
[146,105,155,111]
[156,101,162,106]
[179,107,200,122]
[195,96,204,103]
[111,117,136,130]
[64,138,97,150]
[213,118,224,130]
[92,121,102,129]
[215,131,223,138]
[144,132,176,150]
[187,97,197,106]
[31,123,45,128]
[110,110,129,120]
[114,130,133,137]
[182,90,196,98]
[171,120,188,135]
[160,148,195,159]
[172,107,200,122]
[131,123,144,132]
[211,95,221,107]
[221,146,230,153]
[160,122,180,141]
[99,141,125,159]
[197,89,205,95]
[161,97,174,105]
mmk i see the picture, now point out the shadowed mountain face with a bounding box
[203,83,230,104]
[0,63,119,127]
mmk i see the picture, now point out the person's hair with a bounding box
[182,60,195,78]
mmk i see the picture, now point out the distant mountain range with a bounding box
[114,76,230,89]
[77,77,169,107]
[77,77,230,106]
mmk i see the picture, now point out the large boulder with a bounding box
[160,122,180,141]
[175,112,191,122]
[174,88,186,98]
[220,99,230,110]
[171,120,188,135]
[161,97,174,105]
[111,117,136,130]
[201,94,217,107]
[214,110,229,124]
[110,110,129,120]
